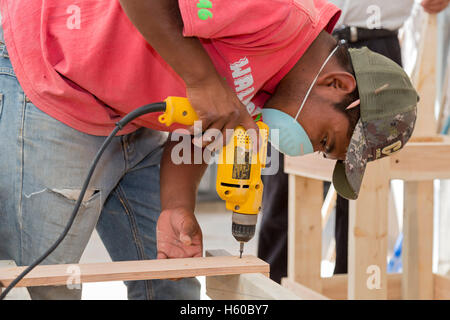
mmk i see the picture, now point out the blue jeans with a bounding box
[0,40,200,299]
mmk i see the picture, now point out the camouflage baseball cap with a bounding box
[332,47,418,200]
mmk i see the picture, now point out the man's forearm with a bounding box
[160,140,208,212]
[118,0,218,85]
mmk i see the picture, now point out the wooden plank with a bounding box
[390,142,450,180]
[411,14,438,137]
[437,54,450,133]
[322,273,402,300]
[387,273,403,300]
[284,154,335,182]
[0,261,31,300]
[285,142,450,182]
[288,175,323,292]
[434,274,450,300]
[438,180,450,275]
[322,274,348,300]
[206,273,299,300]
[402,181,434,299]
[409,136,443,143]
[0,254,269,288]
[281,277,330,300]
[348,158,390,299]
[205,250,299,300]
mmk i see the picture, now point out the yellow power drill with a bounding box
[159,97,269,258]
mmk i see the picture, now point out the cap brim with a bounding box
[332,119,369,200]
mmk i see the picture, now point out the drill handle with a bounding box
[158,97,199,127]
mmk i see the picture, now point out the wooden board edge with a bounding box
[205,250,299,300]
[0,252,269,288]
[434,273,450,300]
[281,277,330,300]
[321,273,402,300]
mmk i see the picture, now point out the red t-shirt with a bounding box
[0,0,340,136]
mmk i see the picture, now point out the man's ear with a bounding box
[317,72,356,95]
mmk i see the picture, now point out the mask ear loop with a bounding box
[294,43,342,121]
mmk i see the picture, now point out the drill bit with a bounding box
[239,242,244,258]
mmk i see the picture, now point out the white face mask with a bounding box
[262,43,341,156]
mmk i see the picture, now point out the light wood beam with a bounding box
[322,273,402,300]
[0,261,31,300]
[205,250,299,300]
[288,175,323,292]
[390,141,450,180]
[348,158,390,299]
[281,277,329,300]
[402,181,434,299]
[434,274,450,300]
[284,154,335,182]
[0,254,269,288]
[411,14,438,137]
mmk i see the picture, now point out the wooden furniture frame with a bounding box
[283,145,450,300]
[282,13,450,300]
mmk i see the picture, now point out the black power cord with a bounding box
[0,102,166,300]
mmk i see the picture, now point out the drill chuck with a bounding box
[231,212,258,243]
[232,223,256,242]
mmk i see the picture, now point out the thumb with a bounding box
[180,234,191,246]
[240,112,259,132]
[179,219,197,246]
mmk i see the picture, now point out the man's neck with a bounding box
[265,30,337,109]
[296,30,338,77]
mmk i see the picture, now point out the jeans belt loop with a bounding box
[350,26,358,43]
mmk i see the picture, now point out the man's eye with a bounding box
[321,136,328,149]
